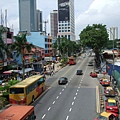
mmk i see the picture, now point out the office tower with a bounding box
[57,0,75,41]
[36,10,43,32]
[110,27,118,40]
[19,0,37,32]
[50,10,58,40]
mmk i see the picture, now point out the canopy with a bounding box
[3,70,19,74]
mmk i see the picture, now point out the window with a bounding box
[45,38,48,42]
[10,88,24,94]
[37,78,44,86]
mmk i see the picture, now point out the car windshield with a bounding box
[108,102,116,106]
[60,77,66,81]
[77,70,82,72]
[97,115,107,120]
[103,80,109,82]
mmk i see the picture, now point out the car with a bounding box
[58,77,68,85]
[104,86,118,97]
[105,98,119,117]
[90,72,97,77]
[94,68,100,73]
[100,78,110,86]
[94,111,119,120]
[76,70,83,75]
[88,62,94,66]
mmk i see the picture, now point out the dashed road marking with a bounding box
[52,101,55,104]
[42,114,46,119]
[48,107,51,111]
[66,116,69,120]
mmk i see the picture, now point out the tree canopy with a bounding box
[79,24,109,52]
[52,37,81,57]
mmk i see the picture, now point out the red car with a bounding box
[104,86,118,97]
[105,98,119,117]
[100,78,110,86]
[90,72,97,77]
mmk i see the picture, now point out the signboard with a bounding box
[58,0,70,21]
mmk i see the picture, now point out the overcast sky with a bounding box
[0,0,120,39]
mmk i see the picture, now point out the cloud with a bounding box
[75,0,120,39]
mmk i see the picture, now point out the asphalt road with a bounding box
[33,55,100,120]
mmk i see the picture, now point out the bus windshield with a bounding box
[10,88,24,94]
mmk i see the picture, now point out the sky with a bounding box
[0,0,120,39]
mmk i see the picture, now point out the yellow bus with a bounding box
[0,105,36,120]
[9,75,45,105]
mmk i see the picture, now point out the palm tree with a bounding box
[10,33,35,79]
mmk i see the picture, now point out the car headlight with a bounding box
[20,96,24,100]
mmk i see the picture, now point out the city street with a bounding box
[32,55,100,120]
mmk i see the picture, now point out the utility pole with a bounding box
[43,20,48,35]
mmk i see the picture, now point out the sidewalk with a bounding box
[44,62,62,75]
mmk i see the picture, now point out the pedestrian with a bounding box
[51,70,54,76]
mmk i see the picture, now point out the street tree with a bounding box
[52,37,80,57]
[10,33,34,79]
[79,24,109,67]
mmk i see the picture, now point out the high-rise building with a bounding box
[109,27,118,40]
[19,0,37,32]
[50,10,58,40]
[36,10,43,32]
[57,0,75,41]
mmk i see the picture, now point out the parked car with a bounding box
[100,78,110,86]
[105,98,119,117]
[104,86,118,97]
[58,77,68,85]
[90,72,97,77]
[94,68,100,73]
[76,70,83,75]
[94,111,118,120]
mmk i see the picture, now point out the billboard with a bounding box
[58,0,70,21]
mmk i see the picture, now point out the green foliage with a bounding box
[9,33,34,79]
[79,24,109,51]
[60,57,68,65]
[52,37,81,57]
[0,26,12,60]
[0,96,9,109]
[105,39,120,49]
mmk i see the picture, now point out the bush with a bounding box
[0,96,9,109]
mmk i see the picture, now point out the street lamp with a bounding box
[107,27,115,83]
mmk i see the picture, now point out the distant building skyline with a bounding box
[109,27,118,40]
[19,0,43,33]
[50,10,58,40]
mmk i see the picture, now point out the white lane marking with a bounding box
[56,96,59,99]
[52,101,55,104]
[64,86,66,88]
[78,86,80,89]
[42,114,46,119]
[69,108,72,112]
[80,81,82,84]
[66,116,69,120]
[48,107,51,111]
[76,93,78,95]
[59,92,62,95]
[77,89,79,92]
[74,96,76,100]
[62,89,64,91]
[72,102,74,105]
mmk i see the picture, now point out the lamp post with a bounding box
[107,27,115,84]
